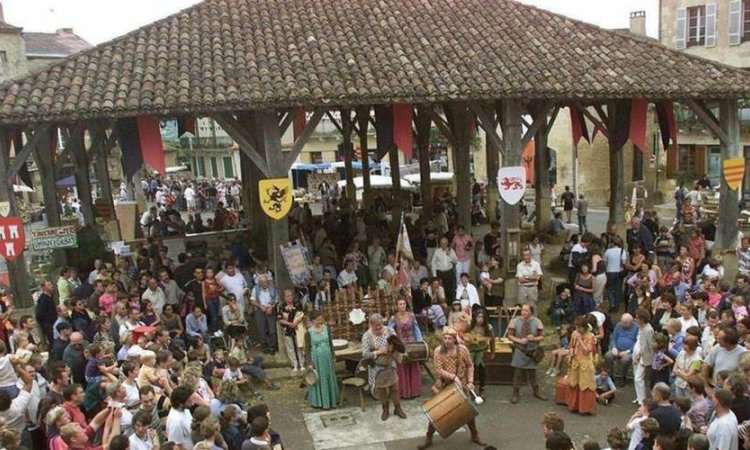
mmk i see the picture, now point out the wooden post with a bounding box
[717,99,741,251]
[532,105,551,231]
[254,110,292,291]
[608,102,625,226]
[32,127,67,266]
[445,103,473,231]
[0,129,32,308]
[501,100,523,273]
[485,114,500,224]
[68,126,95,225]
[93,127,115,211]
[341,108,356,203]
[356,107,371,193]
[415,105,433,220]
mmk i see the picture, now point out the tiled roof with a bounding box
[1,0,750,124]
[23,30,92,58]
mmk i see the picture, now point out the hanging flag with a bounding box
[259,178,293,220]
[569,107,590,145]
[395,213,414,260]
[629,98,648,153]
[393,103,413,160]
[293,108,306,140]
[0,216,25,261]
[136,117,166,176]
[374,105,394,157]
[177,117,196,136]
[724,156,745,191]
[117,118,144,180]
[655,101,677,151]
[612,100,632,150]
[497,166,526,205]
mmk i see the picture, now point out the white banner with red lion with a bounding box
[497,166,526,205]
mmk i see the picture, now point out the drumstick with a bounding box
[502,307,519,339]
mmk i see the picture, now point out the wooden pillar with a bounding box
[533,107,551,231]
[32,127,66,266]
[0,129,32,308]
[485,117,500,225]
[93,128,115,210]
[254,110,292,291]
[501,100,523,272]
[608,102,625,226]
[388,143,402,227]
[717,99,741,251]
[69,127,95,225]
[356,107,371,193]
[415,105,433,220]
[446,103,473,231]
[341,108,356,203]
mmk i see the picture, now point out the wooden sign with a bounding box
[724,156,745,191]
[259,178,292,220]
[31,225,78,251]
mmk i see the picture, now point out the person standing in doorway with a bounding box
[561,186,575,224]
[576,194,589,234]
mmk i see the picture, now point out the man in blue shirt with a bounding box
[605,313,638,384]
[669,271,691,303]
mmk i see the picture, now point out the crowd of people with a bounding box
[0,172,745,450]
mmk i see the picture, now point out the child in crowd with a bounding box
[425,300,447,331]
[448,301,464,328]
[202,268,224,331]
[594,365,616,405]
[223,357,249,388]
[85,343,118,388]
[547,287,572,329]
[732,295,748,321]
[547,324,570,377]
[674,396,693,431]
[649,333,673,387]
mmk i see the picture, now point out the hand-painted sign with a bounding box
[497,166,527,205]
[0,216,24,261]
[31,225,78,251]
[259,178,293,220]
[280,240,311,286]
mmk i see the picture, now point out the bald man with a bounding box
[62,332,90,385]
[605,313,638,384]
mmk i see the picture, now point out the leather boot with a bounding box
[533,385,548,401]
[471,431,486,446]
[416,434,433,449]
[394,404,407,419]
[510,387,520,404]
[381,402,390,421]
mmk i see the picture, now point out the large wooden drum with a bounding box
[422,383,478,438]
[405,341,429,362]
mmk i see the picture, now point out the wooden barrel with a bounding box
[422,383,478,438]
[405,341,429,362]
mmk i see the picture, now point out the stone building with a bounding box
[660,0,750,192]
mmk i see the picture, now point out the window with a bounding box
[196,157,206,177]
[687,6,706,47]
[744,1,750,42]
[0,51,7,64]
[632,146,644,182]
[223,156,234,178]
[310,151,323,164]
[210,157,218,178]
[677,145,698,173]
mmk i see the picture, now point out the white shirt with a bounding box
[516,260,542,285]
[251,287,277,308]
[220,273,249,309]
[129,433,155,450]
[142,287,166,315]
[707,410,738,450]
[16,376,44,428]
[184,187,196,202]
[603,247,627,273]
[166,407,194,450]
[455,283,480,310]
[431,248,457,275]
[0,389,31,430]
[568,243,586,268]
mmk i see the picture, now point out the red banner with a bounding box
[392,103,413,160]
[629,98,648,152]
[136,117,166,176]
[293,108,306,140]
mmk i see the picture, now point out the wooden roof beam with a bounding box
[283,108,325,171]
[6,123,53,179]
[425,106,456,147]
[469,102,505,156]
[572,102,610,139]
[213,113,269,176]
[683,98,730,146]
[521,101,555,148]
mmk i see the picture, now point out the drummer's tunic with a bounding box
[434,344,474,386]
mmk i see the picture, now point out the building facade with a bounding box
[660,0,750,192]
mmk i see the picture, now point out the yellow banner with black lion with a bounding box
[259,178,293,220]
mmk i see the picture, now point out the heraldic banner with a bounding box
[724,156,745,191]
[259,178,293,220]
[497,166,526,205]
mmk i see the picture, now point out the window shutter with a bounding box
[705,3,717,46]
[676,7,687,49]
[730,0,743,45]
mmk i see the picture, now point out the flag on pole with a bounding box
[395,213,413,260]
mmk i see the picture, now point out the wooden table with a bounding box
[334,342,435,380]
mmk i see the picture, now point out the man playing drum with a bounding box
[362,313,407,421]
[417,326,485,449]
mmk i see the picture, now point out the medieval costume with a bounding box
[361,320,406,421]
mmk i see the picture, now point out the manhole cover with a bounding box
[320,412,357,428]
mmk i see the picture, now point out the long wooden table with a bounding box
[334,342,435,380]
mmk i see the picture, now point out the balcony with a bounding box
[179,136,234,149]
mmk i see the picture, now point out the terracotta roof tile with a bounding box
[2,0,750,124]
